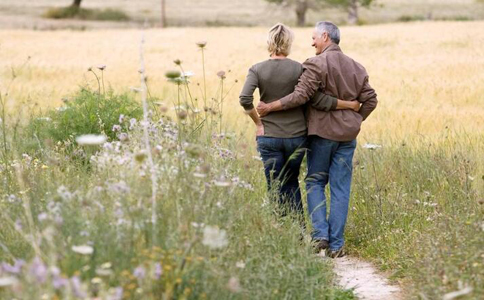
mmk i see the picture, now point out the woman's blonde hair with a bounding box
[267,23,294,56]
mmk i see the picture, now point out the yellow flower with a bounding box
[41,165,49,169]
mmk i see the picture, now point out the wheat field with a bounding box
[1,21,483,139]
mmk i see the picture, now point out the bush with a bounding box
[24,88,142,152]
[43,6,130,22]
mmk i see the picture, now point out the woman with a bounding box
[239,23,358,218]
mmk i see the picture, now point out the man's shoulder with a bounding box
[329,51,368,74]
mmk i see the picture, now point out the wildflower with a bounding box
[97,64,106,71]
[29,257,48,283]
[154,263,163,279]
[72,245,94,255]
[362,143,382,150]
[196,41,207,48]
[213,179,231,187]
[0,277,17,287]
[129,118,137,130]
[173,59,182,65]
[119,114,125,123]
[235,261,246,269]
[76,134,107,146]
[202,226,228,249]
[2,259,25,274]
[117,132,129,142]
[165,70,182,79]
[217,71,226,79]
[133,266,146,280]
[182,71,194,78]
[134,151,147,163]
[177,110,188,120]
[227,277,241,293]
[71,276,87,298]
[87,67,92,72]
[112,124,121,132]
[193,172,207,178]
[37,212,48,222]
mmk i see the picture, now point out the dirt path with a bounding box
[332,256,402,300]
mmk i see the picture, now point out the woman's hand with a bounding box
[349,101,361,112]
[256,123,264,136]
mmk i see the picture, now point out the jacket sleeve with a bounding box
[280,58,323,110]
[239,66,258,110]
[310,91,337,111]
[357,76,378,120]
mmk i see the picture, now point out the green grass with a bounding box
[347,135,483,298]
[0,71,352,299]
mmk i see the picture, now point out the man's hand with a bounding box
[257,102,271,117]
[256,123,264,136]
[349,101,361,112]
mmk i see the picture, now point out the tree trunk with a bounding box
[72,0,82,8]
[295,0,308,27]
[348,0,358,25]
[160,0,166,28]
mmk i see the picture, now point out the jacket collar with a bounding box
[321,43,342,54]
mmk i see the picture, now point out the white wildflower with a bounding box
[362,143,382,149]
[213,180,231,187]
[235,261,245,269]
[76,134,107,146]
[252,155,262,161]
[202,226,228,249]
[0,277,17,287]
[72,245,94,255]
[227,277,241,293]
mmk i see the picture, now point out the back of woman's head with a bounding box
[267,23,294,57]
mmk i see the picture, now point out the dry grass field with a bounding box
[1,21,483,140]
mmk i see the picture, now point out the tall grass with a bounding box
[0,42,351,299]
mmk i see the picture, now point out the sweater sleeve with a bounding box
[279,58,323,110]
[310,91,338,111]
[239,66,258,110]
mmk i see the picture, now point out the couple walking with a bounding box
[239,21,377,257]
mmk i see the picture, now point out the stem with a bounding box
[201,48,208,123]
[139,34,159,244]
[101,70,106,95]
[219,78,224,134]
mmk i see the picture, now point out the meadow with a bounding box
[0,21,483,299]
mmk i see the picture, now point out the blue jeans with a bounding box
[306,136,356,251]
[256,136,307,217]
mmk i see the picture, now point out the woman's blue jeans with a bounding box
[256,136,307,217]
[306,136,356,251]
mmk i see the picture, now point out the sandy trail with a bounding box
[332,256,402,300]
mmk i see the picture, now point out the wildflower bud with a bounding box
[177,110,188,120]
[196,41,207,49]
[134,151,147,163]
[203,106,209,112]
[173,59,182,65]
[235,79,238,83]
[216,71,226,79]
[165,70,181,79]
[87,67,92,72]
[97,65,106,71]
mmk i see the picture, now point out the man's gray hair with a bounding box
[315,21,340,45]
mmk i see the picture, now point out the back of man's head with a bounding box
[315,21,340,45]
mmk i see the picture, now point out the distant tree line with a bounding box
[264,0,376,26]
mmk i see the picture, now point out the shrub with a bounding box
[43,6,130,22]
[24,88,142,153]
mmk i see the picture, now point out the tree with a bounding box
[264,0,323,27]
[72,0,82,8]
[323,0,375,25]
[161,0,166,28]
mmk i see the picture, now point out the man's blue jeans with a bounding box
[256,136,307,216]
[306,136,356,251]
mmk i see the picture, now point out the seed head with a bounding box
[217,71,226,79]
[173,59,182,65]
[177,110,188,120]
[165,70,182,79]
[196,41,207,49]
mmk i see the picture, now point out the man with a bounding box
[257,21,377,258]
